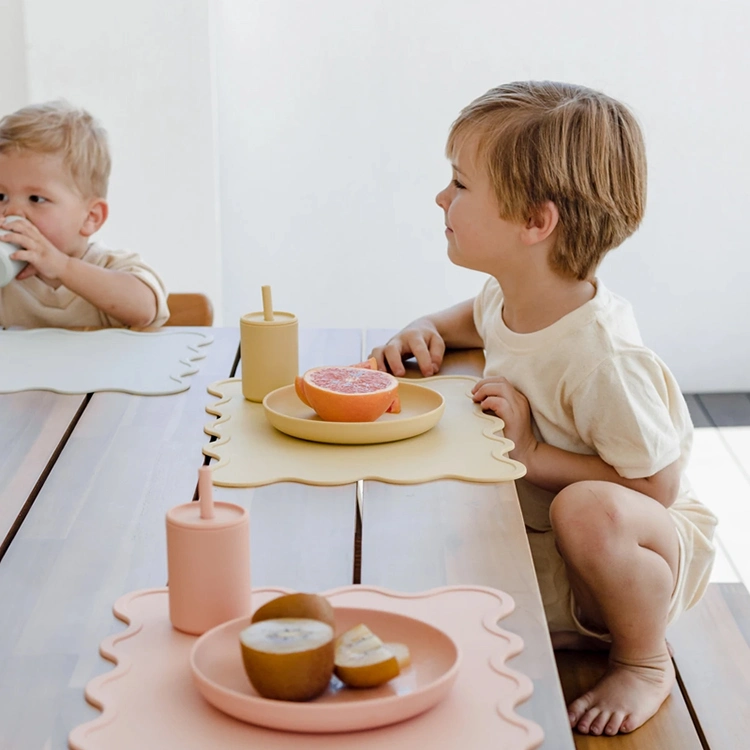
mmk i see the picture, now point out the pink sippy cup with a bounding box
[166,466,251,635]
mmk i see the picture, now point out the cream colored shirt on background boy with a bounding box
[474,275,716,635]
[0,242,169,328]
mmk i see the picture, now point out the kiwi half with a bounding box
[240,617,334,701]
[251,592,335,629]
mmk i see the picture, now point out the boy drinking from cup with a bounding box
[0,101,168,328]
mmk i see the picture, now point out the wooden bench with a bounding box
[555,582,750,748]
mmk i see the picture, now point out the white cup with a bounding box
[0,216,26,287]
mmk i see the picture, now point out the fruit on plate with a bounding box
[239,618,334,701]
[333,623,401,688]
[383,641,411,670]
[294,364,401,422]
[251,592,335,629]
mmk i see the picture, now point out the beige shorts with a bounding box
[528,495,717,641]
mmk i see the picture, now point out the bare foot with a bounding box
[567,648,675,735]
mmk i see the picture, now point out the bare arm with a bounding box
[370,297,483,376]
[58,257,159,328]
[524,442,681,508]
[7,215,159,328]
[419,298,484,349]
[471,377,682,509]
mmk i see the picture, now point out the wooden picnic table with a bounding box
[0,326,575,750]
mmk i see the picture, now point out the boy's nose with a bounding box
[435,186,449,209]
[1,204,26,220]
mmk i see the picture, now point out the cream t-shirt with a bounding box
[474,275,702,531]
[0,242,169,329]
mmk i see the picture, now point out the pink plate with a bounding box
[190,607,461,733]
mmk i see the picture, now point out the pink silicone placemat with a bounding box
[69,586,544,749]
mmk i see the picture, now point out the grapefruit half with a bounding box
[295,365,399,422]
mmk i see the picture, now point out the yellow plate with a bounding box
[262,381,445,445]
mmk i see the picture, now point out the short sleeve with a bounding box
[570,353,682,479]
[100,250,170,327]
[473,275,500,345]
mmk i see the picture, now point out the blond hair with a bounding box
[447,81,647,280]
[0,100,111,198]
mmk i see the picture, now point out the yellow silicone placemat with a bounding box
[203,376,526,487]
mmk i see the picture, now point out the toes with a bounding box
[567,693,593,727]
[620,714,639,733]
[604,711,627,735]
[576,707,601,734]
[589,710,612,735]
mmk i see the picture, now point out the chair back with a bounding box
[165,293,214,326]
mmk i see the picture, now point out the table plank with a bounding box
[361,331,575,750]
[0,392,87,555]
[0,327,238,750]
[216,327,363,590]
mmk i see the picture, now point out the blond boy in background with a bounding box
[371,81,716,736]
[0,101,169,328]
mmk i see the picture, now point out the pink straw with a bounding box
[198,466,215,519]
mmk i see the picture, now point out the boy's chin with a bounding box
[447,247,478,272]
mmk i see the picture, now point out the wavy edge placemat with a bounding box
[0,328,213,394]
[69,585,544,750]
[202,375,526,487]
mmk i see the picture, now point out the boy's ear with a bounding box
[521,201,559,245]
[80,198,109,237]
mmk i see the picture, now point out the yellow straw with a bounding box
[261,285,274,321]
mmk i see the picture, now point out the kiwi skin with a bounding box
[240,619,335,702]
[251,593,335,629]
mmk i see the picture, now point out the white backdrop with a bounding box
[215,0,750,392]
[4,0,223,314]
[0,1,748,391]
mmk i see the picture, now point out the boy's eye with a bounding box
[0,193,6,201]
[29,195,47,204]
[452,179,465,190]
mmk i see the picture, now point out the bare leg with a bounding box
[550,481,680,735]
[551,631,610,651]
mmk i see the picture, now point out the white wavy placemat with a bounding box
[0,328,213,395]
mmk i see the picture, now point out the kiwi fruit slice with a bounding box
[239,617,334,701]
[251,592,335,629]
[383,641,411,670]
[334,623,400,688]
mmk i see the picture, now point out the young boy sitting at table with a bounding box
[0,101,169,328]
[370,81,716,736]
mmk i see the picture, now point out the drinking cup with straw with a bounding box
[166,465,252,635]
[240,284,299,402]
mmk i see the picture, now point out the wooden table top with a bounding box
[0,327,574,750]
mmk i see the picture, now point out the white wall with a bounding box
[216,0,750,392]
[12,0,223,320]
[2,1,748,389]
[0,0,29,114]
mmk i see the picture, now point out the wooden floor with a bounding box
[683,393,750,588]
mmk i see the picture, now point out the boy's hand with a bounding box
[2,218,70,281]
[472,377,538,466]
[370,322,445,377]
